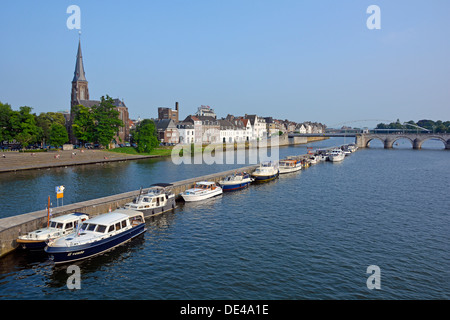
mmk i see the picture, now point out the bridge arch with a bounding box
[365,136,385,148]
[390,136,414,149]
[416,136,448,149]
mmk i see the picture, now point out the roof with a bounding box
[195,181,216,185]
[155,119,176,130]
[218,119,235,129]
[79,100,100,108]
[73,39,87,82]
[150,183,173,187]
[86,209,143,225]
[51,212,88,223]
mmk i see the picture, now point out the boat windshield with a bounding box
[196,184,211,189]
[50,221,63,229]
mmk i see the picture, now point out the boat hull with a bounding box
[221,181,252,191]
[279,166,301,174]
[16,239,47,250]
[182,188,223,202]
[130,197,177,218]
[45,224,146,264]
[329,154,345,162]
[251,171,279,182]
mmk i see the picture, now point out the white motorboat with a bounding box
[308,155,318,164]
[329,149,345,162]
[348,144,358,152]
[45,209,146,264]
[251,161,279,182]
[123,183,176,217]
[17,212,89,250]
[278,159,302,174]
[181,181,223,202]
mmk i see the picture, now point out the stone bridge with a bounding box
[355,133,450,149]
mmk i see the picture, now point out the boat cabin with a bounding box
[77,210,144,237]
[194,182,218,190]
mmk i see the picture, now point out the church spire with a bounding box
[73,38,87,82]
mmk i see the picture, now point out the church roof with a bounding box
[73,39,87,82]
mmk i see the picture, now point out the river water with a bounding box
[0,138,448,300]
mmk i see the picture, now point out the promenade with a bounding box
[0,149,158,173]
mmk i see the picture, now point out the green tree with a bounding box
[13,106,41,148]
[72,104,95,144]
[91,95,124,148]
[0,102,14,143]
[36,112,66,145]
[131,119,159,153]
[49,123,69,147]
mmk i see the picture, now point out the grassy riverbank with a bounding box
[107,146,174,157]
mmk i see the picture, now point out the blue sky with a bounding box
[1,0,449,128]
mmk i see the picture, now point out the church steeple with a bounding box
[73,38,87,82]
[71,37,89,105]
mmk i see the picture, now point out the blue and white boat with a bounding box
[45,209,146,264]
[218,172,254,191]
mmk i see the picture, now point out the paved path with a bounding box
[0,149,158,173]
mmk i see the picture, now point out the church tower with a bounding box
[71,38,89,107]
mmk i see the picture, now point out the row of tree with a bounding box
[2,95,160,153]
[0,102,69,148]
[376,119,450,133]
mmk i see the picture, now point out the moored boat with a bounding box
[308,155,318,164]
[123,183,176,217]
[218,172,254,191]
[278,159,302,174]
[45,209,146,264]
[17,212,89,250]
[329,148,345,162]
[251,161,279,182]
[181,181,223,202]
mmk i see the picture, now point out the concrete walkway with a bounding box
[0,149,158,173]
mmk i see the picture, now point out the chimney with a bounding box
[175,102,179,112]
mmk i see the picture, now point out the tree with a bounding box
[36,112,66,145]
[49,123,69,147]
[72,104,95,144]
[131,119,159,153]
[13,106,41,148]
[91,95,124,148]
[0,102,14,143]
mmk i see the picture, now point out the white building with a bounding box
[177,122,195,144]
[195,105,217,119]
[245,115,267,140]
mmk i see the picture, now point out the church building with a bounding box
[69,39,130,145]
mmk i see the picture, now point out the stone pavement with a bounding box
[0,149,157,173]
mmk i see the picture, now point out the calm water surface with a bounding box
[0,138,449,300]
